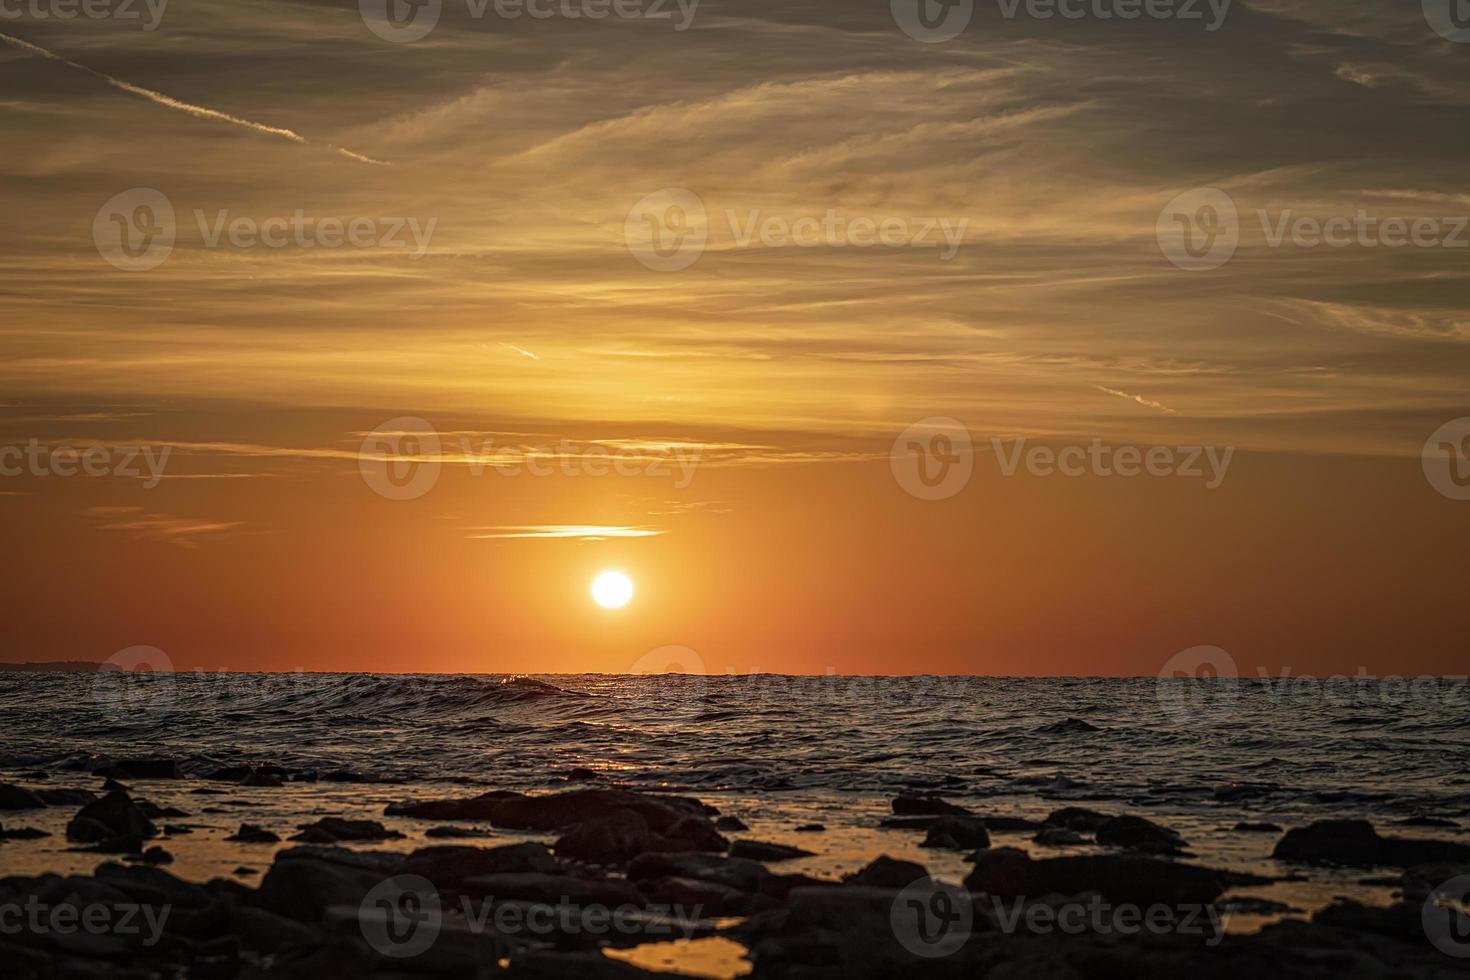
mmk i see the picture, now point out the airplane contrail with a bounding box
[0,31,389,166]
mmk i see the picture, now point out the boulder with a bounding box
[225,824,281,843]
[290,817,404,843]
[0,784,45,810]
[1272,820,1470,867]
[253,846,403,922]
[384,789,525,821]
[1095,815,1187,855]
[728,840,814,862]
[965,848,1232,906]
[398,842,564,888]
[891,795,970,816]
[554,809,655,864]
[921,816,990,851]
[491,789,709,833]
[66,792,157,844]
[843,855,928,889]
[1044,807,1111,832]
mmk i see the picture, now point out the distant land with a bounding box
[0,661,119,672]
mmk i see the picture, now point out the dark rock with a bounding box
[627,851,769,893]
[384,789,526,821]
[1397,816,1458,829]
[565,767,599,781]
[232,866,258,877]
[921,816,989,851]
[891,794,970,816]
[398,842,564,888]
[555,809,654,864]
[101,778,130,793]
[637,874,768,916]
[35,788,96,806]
[0,824,50,840]
[460,872,643,907]
[290,817,404,842]
[140,847,173,865]
[794,823,825,833]
[728,840,814,862]
[424,825,494,838]
[1045,806,1111,831]
[1096,815,1188,855]
[66,792,157,843]
[112,759,181,780]
[1233,821,1283,833]
[253,846,403,921]
[225,823,281,843]
[240,771,284,788]
[491,789,710,833]
[1273,820,1470,867]
[714,816,748,832]
[230,904,317,952]
[843,855,927,889]
[137,801,188,819]
[0,784,45,810]
[1038,718,1100,734]
[207,766,254,782]
[1033,828,1087,847]
[965,847,1232,906]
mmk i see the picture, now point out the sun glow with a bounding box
[591,570,634,609]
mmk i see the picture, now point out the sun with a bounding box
[591,570,634,609]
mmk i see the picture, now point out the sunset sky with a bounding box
[2,1,1467,676]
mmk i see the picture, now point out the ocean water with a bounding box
[2,672,1467,921]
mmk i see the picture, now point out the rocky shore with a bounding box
[1,758,1468,978]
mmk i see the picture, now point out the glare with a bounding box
[591,570,634,609]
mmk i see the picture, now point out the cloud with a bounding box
[466,524,664,540]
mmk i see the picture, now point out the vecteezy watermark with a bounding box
[1156,645,1239,725]
[0,0,168,29]
[1423,874,1470,958]
[359,0,698,43]
[891,880,973,958]
[92,645,176,718]
[1422,417,1470,501]
[0,899,171,947]
[890,417,975,501]
[891,0,1230,43]
[989,896,1224,945]
[993,438,1234,489]
[1158,187,1470,271]
[624,189,969,272]
[1424,0,1470,44]
[0,439,171,487]
[358,875,701,959]
[627,645,709,721]
[357,417,704,500]
[93,189,436,271]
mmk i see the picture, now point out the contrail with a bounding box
[0,31,389,166]
[1095,385,1178,415]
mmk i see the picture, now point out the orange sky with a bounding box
[1,2,1468,675]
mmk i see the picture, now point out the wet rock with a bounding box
[225,823,281,843]
[1034,828,1088,847]
[398,842,564,888]
[232,866,258,877]
[714,816,748,832]
[1273,819,1470,867]
[137,801,188,819]
[1233,821,1283,833]
[35,788,96,806]
[627,851,768,894]
[794,823,824,833]
[207,766,255,782]
[66,792,157,844]
[843,855,927,889]
[728,840,814,862]
[101,778,130,793]
[254,846,403,922]
[921,816,990,851]
[461,871,643,907]
[891,794,970,816]
[965,847,1236,906]
[565,767,599,781]
[664,815,729,853]
[1044,806,1111,832]
[424,825,493,838]
[1038,718,1100,734]
[0,784,45,810]
[384,789,526,821]
[291,817,404,843]
[109,759,181,780]
[636,874,767,916]
[240,771,284,788]
[555,809,655,864]
[491,789,711,833]
[1397,816,1458,829]
[230,904,318,952]
[140,847,173,865]
[1095,815,1187,855]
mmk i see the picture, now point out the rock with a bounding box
[225,824,281,843]
[0,824,51,840]
[1232,821,1283,833]
[714,816,748,831]
[66,792,157,843]
[728,840,814,862]
[921,816,989,851]
[254,846,403,922]
[637,874,768,916]
[843,855,928,889]
[207,766,255,782]
[1397,816,1458,829]
[664,815,729,853]
[398,842,564,889]
[110,759,181,780]
[384,789,526,821]
[291,817,404,842]
[101,778,130,793]
[627,852,769,894]
[1273,820,1470,867]
[232,866,258,877]
[0,784,46,810]
[1095,815,1187,855]
[794,823,825,833]
[1033,828,1087,847]
[1038,718,1100,734]
[460,872,643,907]
[491,789,711,833]
[137,802,188,819]
[140,847,173,865]
[964,847,1233,906]
[1044,807,1111,832]
[891,795,970,816]
[554,809,655,864]
[240,771,284,788]
[231,904,317,952]
[565,767,599,781]
[35,788,96,807]
[424,825,493,838]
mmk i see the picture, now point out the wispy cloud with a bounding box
[466,524,664,540]
[1095,386,1178,415]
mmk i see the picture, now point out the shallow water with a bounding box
[2,671,1466,965]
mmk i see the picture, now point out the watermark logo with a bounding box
[0,898,171,947]
[1424,875,1470,957]
[1424,0,1470,43]
[628,644,708,720]
[360,0,443,42]
[1157,188,1238,271]
[891,418,974,501]
[891,0,973,43]
[0,440,171,487]
[0,0,168,30]
[625,189,708,272]
[993,439,1234,489]
[990,896,1224,943]
[1423,417,1470,501]
[1156,645,1238,724]
[94,188,175,272]
[359,417,443,501]
[360,875,442,958]
[92,645,175,718]
[890,879,972,958]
